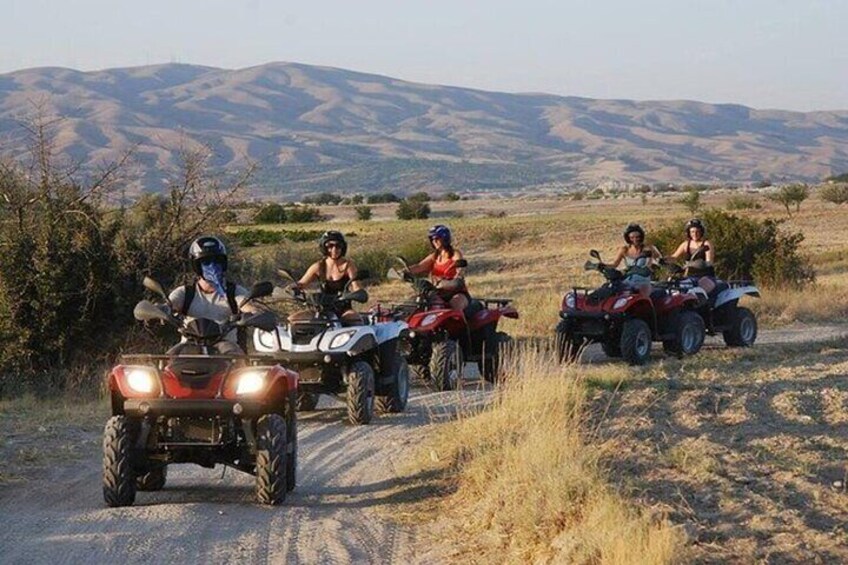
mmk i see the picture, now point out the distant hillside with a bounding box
[1,62,846,196]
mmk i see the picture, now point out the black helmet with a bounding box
[189,236,227,275]
[685,218,706,239]
[319,230,347,256]
[623,223,645,243]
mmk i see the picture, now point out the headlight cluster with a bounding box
[256,330,278,349]
[421,313,440,327]
[329,330,357,349]
[564,292,576,309]
[613,297,631,310]
[126,367,158,394]
[235,370,267,395]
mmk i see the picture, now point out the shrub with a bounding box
[254,203,287,224]
[819,183,848,204]
[677,189,701,214]
[443,192,461,201]
[302,192,342,205]
[355,205,373,221]
[396,199,431,220]
[286,205,323,223]
[650,209,814,289]
[407,191,431,202]
[367,192,400,204]
[725,195,761,211]
[231,229,285,247]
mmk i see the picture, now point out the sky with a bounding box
[1,0,846,111]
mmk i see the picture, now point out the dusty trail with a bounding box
[0,324,844,564]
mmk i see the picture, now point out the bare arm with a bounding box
[407,253,435,276]
[669,241,687,260]
[346,260,362,292]
[297,261,322,288]
[704,240,715,263]
[610,246,627,268]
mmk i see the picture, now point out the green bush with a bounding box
[443,192,461,201]
[302,192,342,205]
[407,191,431,202]
[819,183,848,204]
[254,203,287,224]
[367,192,400,204]
[768,184,809,215]
[286,205,323,223]
[232,229,285,247]
[649,209,814,289]
[677,189,701,214]
[355,205,373,221]
[725,195,762,210]
[396,199,431,220]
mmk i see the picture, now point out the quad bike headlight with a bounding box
[256,330,278,350]
[329,330,357,349]
[613,297,631,310]
[564,292,576,309]
[126,368,158,394]
[421,313,440,327]
[235,370,267,395]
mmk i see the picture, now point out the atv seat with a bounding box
[463,299,485,319]
[341,311,365,326]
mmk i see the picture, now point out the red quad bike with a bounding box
[555,250,705,365]
[103,277,298,507]
[382,257,518,389]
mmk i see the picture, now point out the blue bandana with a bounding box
[201,261,227,297]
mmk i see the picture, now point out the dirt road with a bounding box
[1,324,845,564]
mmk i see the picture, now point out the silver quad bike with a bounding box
[253,270,410,425]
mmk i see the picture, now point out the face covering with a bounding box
[201,261,227,297]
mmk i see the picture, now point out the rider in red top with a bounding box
[406,224,469,313]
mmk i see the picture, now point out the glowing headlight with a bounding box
[613,297,630,310]
[236,371,266,395]
[257,330,277,349]
[564,292,576,309]
[329,331,356,349]
[126,368,157,394]
[421,313,440,327]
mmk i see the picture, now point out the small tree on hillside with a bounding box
[769,184,809,215]
[677,189,701,214]
[355,205,372,221]
[396,199,430,220]
[819,183,848,205]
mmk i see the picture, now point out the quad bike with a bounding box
[383,257,518,389]
[555,250,705,365]
[659,259,760,347]
[252,269,409,426]
[104,277,298,508]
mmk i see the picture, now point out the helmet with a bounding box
[623,223,645,244]
[685,218,706,239]
[427,224,452,247]
[319,230,347,256]
[189,236,227,275]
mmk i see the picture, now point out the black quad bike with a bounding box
[104,277,299,507]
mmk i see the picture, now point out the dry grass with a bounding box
[414,346,684,564]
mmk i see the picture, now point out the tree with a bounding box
[355,205,373,221]
[396,199,431,220]
[407,191,430,202]
[768,184,809,215]
[367,192,400,204]
[443,192,461,201]
[254,203,287,223]
[677,189,701,214]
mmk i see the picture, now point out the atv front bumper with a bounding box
[559,310,625,338]
[123,398,271,418]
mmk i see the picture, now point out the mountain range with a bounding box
[1,62,846,196]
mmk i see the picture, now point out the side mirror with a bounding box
[238,311,278,332]
[142,276,172,308]
[240,281,274,308]
[341,289,369,304]
[386,267,403,281]
[583,260,597,272]
[277,268,296,282]
[395,256,410,269]
[589,250,601,261]
[134,300,177,325]
[455,259,468,268]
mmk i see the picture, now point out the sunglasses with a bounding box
[325,242,341,249]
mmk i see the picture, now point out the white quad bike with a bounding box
[660,260,760,347]
[253,270,410,425]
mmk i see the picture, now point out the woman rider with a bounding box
[669,218,717,292]
[405,224,469,313]
[295,231,366,324]
[610,223,662,295]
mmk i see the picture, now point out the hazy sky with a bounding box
[2,0,846,111]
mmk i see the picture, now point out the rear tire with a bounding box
[255,414,287,505]
[136,466,167,491]
[376,358,410,414]
[723,307,757,347]
[663,310,706,357]
[430,339,463,391]
[295,392,319,412]
[346,361,375,425]
[620,318,652,365]
[286,411,297,493]
[478,328,505,383]
[102,416,136,507]
[410,364,430,385]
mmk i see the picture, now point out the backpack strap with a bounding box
[180,283,197,317]
[225,281,239,316]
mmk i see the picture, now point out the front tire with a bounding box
[478,329,507,383]
[556,330,582,363]
[723,307,757,347]
[255,414,287,505]
[376,358,410,414]
[346,361,375,425]
[103,416,136,507]
[620,318,652,365]
[430,339,463,391]
[663,310,706,357]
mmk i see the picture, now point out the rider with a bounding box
[406,224,469,312]
[296,230,366,324]
[168,236,255,354]
[610,223,661,295]
[669,218,717,293]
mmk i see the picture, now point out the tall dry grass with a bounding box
[417,345,683,564]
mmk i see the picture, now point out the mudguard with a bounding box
[371,320,408,344]
[714,286,760,309]
[408,308,466,336]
